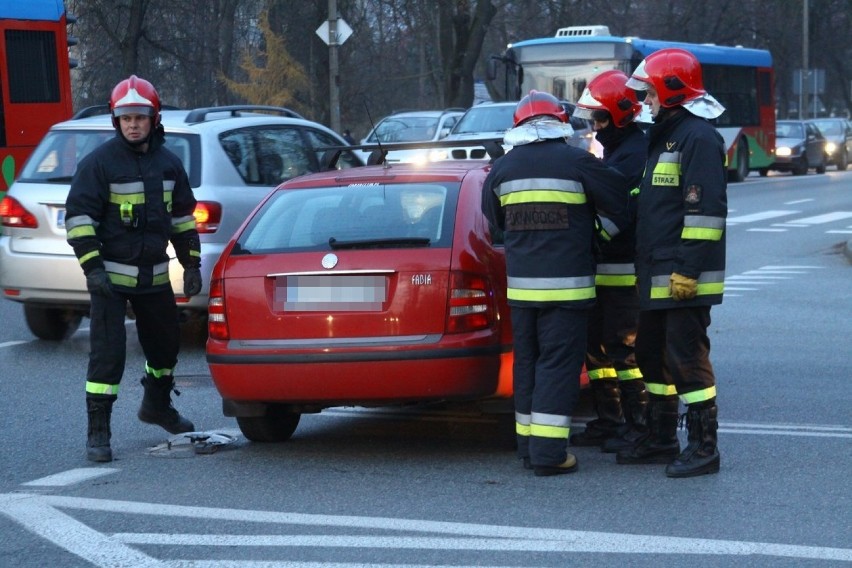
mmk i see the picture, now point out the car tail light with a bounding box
[0,196,38,228]
[446,271,493,333]
[207,277,229,339]
[194,201,221,234]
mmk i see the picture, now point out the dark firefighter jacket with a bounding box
[594,123,646,287]
[65,128,200,293]
[636,108,727,310]
[482,138,630,309]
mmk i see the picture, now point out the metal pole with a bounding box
[802,0,809,119]
[328,0,341,133]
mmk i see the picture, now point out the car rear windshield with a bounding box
[234,182,460,253]
[17,130,200,186]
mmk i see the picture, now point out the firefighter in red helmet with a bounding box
[482,90,630,476]
[569,70,650,453]
[66,75,201,462]
[617,48,727,477]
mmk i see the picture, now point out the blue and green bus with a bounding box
[488,25,776,181]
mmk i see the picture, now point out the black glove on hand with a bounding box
[183,267,202,297]
[86,267,115,298]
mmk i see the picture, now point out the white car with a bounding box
[355,108,464,164]
[0,105,363,340]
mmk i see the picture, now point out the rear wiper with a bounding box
[39,176,74,182]
[328,236,431,249]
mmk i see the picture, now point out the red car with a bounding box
[206,158,518,441]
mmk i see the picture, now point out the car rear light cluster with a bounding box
[0,196,38,228]
[194,201,221,234]
[447,271,493,333]
[207,277,229,339]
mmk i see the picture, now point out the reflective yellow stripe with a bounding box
[500,189,587,206]
[516,422,531,436]
[682,227,724,240]
[86,381,119,395]
[617,368,644,380]
[588,367,617,380]
[508,286,596,302]
[79,250,100,264]
[109,193,145,205]
[647,382,678,396]
[529,423,569,439]
[595,274,637,286]
[681,385,717,404]
[152,273,171,286]
[145,363,174,378]
[67,225,96,238]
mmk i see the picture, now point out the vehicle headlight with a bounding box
[428,149,448,161]
[825,142,837,154]
[775,146,792,157]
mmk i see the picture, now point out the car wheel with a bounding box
[728,138,749,182]
[837,148,848,171]
[23,304,83,341]
[816,160,826,174]
[793,154,808,176]
[236,405,301,442]
[758,168,769,177]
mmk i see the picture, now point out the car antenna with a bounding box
[364,102,388,166]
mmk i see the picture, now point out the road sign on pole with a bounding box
[316,2,352,133]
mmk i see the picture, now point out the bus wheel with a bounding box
[728,138,749,182]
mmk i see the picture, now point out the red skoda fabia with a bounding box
[206,159,520,442]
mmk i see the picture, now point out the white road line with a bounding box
[790,211,852,224]
[0,493,847,563]
[0,340,27,349]
[727,210,799,223]
[760,265,822,269]
[743,269,806,275]
[784,199,814,205]
[0,493,162,567]
[723,287,758,291]
[746,228,788,232]
[22,468,119,487]
[827,229,852,234]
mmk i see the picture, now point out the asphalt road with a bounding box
[0,168,850,567]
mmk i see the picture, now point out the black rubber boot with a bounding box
[138,374,195,434]
[666,402,720,478]
[86,396,114,462]
[601,380,649,453]
[616,397,680,464]
[570,379,624,447]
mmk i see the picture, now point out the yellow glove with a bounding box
[670,273,698,301]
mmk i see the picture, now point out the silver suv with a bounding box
[356,108,464,164]
[0,105,363,340]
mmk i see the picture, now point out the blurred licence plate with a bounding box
[56,207,66,228]
[275,275,387,311]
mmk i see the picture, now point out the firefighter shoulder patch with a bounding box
[685,184,702,204]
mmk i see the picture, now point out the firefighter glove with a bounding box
[670,272,698,301]
[183,267,202,297]
[86,267,115,298]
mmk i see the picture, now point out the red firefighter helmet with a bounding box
[513,90,568,126]
[109,75,161,128]
[573,70,641,128]
[625,48,706,108]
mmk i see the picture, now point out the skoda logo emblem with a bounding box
[321,253,338,269]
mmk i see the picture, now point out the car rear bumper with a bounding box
[207,344,505,405]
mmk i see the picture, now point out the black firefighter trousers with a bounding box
[86,288,181,395]
[511,305,588,467]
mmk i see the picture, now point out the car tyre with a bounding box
[816,160,826,174]
[758,168,769,177]
[236,405,301,442]
[837,148,848,171]
[24,304,83,341]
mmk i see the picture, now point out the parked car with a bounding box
[807,117,851,170]
[205,148,522,442]
[355,108,465,164]
[406,101,597,162]
[0,105,363,340]
[768,119,827,176]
